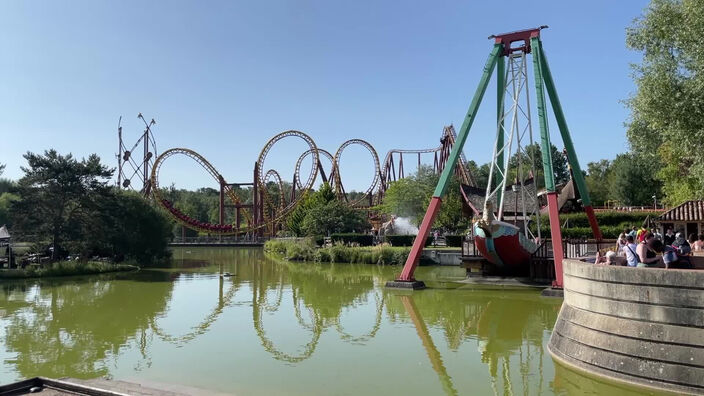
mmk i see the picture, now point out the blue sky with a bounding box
[0,0,649,191]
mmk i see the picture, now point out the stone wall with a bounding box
[548,259,704,395]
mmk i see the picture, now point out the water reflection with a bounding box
[384,289,560,396]
[0,247,634,395]
[150,276,240,345]
[0,272,174,379]
[397,293,458,395]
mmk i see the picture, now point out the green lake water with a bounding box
[0,247,660,395]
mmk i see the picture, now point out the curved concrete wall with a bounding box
[548,259,704,395]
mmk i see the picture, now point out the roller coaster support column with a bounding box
[219,176,225,226]
[495,55,505,207]
[531,35,564,288]
[536,40,602,241]
[387,43,502,289]
[253,162,260,235]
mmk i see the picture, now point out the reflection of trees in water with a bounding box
[0,273,174,379]
[386,290,560,396]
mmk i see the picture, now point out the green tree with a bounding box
[608,153,661,206]
[377,165,469,232]
[431,178,470,232]
[301,200,367,236]
[376,166,435,225]
[286,183,362,237]
[466,161,491,189]
[626,0,704,204]
[11,150,113,259]
[286,190,315,236]
[507,143,569,188]
[0,192,19,227]
[10,150,171,264]
[98,191,172,265]
[585,159,612,206]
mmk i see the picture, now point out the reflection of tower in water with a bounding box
[392,291,559,396]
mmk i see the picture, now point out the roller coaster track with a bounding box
[332,139,382,207]
[150,277,240,345]
[151,148,251,234]
[152,131,319,235]
[380,125,475,192]
[334,290,384,344]
[151,127,474,234]
[294,148,335,190]
[253,286,323,364]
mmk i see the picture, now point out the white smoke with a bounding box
[393,217,419,235]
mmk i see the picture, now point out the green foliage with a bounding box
[100,191,173,266]
[330,233,374,246]
[625,0,704,204]
[9,150,172,265]
[285,183,367,237]
[377,165,468,232]
[584,159,612,206]
[530,211,660,239]
[0,261,135,279]
[264,239,411,265]
[467,161,490,189]
[384,234,433,247]
[0,178,16,195]
[301,199,367,237]
[0,192,19,227]
[431,178,469,232]
[11,150,113,259]
[376,175,431,225]
[583,154,663,207]
[608,153,661,206]
[444,235,464,247]
[285,191,314,236]
[507,143,569,188]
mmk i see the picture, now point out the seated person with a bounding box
[636,232,661,267]
[694,234,704,252]
[594,250,618,265]
[615,233,627,256]
[622,235,639,267]
[673,232,692,255]
[652,239,691,269]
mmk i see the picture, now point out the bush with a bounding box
[264,239,316,260]
[0,261,136,279]
[330,233,374,246]
[264,239,411,265]
[529,211,660,240]
[444,235,464,247]
[385,235,433,247]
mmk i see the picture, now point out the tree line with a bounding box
[0,152,172,265]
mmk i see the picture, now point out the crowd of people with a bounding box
[596,226,704,269]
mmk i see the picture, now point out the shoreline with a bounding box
[0,261,139,279]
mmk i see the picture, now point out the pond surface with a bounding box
[0,247,661,395]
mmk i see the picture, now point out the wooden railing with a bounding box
[461,237,618,259]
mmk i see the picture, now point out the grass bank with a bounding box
[0,261,138,279]
[264,239,412,265]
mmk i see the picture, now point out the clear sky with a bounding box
[0,0,649,192]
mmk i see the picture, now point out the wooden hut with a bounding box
[657,200,704,238]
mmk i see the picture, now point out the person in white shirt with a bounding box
[622,235,639,267]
